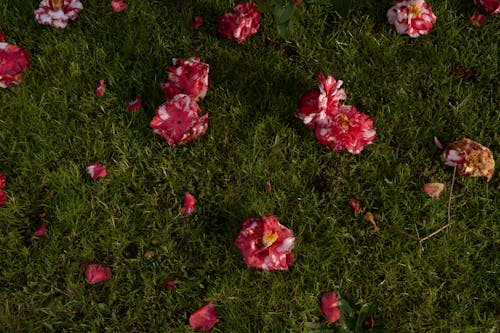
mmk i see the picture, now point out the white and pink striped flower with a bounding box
[34,0,83,29]
[161,57,209,101]
[218,2,261,43]
[475,0,500,14]
[0,42,30,88]
[387,0,437,38]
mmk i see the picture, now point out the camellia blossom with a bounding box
[218,1,261,43]
[423,183,444,200]
[34,0,83,29]
[95,78,105,97]
[441,138,495,181]
[34,222,48,237]
[321,292,341,323]
[87,163,107,181]
[235,215,295,270]
[387,0,437,38]
[150,94,208,146]
[127,96,142,112]
[111,0,128,12]
[470,12,487,26]
[190,16,203,30]
[161,57,209,101]
[85,263,112,284]
[189,302,219,332]
[0,42,30,88]
[183,192,196,216]
[475,0,500,14]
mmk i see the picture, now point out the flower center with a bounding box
[49,0,63,10]
[339,114,350,131]
[262,230,279,247]
[409,5,422,17]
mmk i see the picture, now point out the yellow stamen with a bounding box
[409,5,422,17]
[262,231,279,247]
[339,114,350,131]
[50,0,63,10]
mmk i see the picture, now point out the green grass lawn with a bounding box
[0,0,498,331]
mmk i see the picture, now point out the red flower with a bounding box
[95,78,105,97]
[127,96,142,112]
[475,0,500,14]
[111,0,128,12]
[348,198,361,214]
[85,263,112,284]
[150,94,208,146]
[315,105,376,154]
[321,292,341,323]
[190,16,203,30]
[34,222,48,237]
[470,12,487,26]
[0,42,30,88]
[218,2,261,43]
[295,90,321,129]
[387,0,437,38]
[235,215,295,270]
[34,0,83,29]
[161,57,209,101]
[183,192,196,216]
[87,163,107,181]
[189,302,219,332]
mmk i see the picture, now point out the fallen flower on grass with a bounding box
[387,0,437,38]
[0,42,30,88]
[111,0,128,12]
[34,0,83,29]
[470,12,487,26]
[85,263,112,284]
[183,192,196,216]
[218,1,261,43]
[349,198,361,214]
[190,16,203,30]
[34,222,48,237]
[321,292,341,323]
[87,163,107,181]
[474,0,500,14]
[235,215,295,270]
[95,78,105,97]
[441,138,495,181]
[150,94,208,146]
[127,96,142,112]
[189,302,219,332]
[423,183,444,200]
[161,57,209,101]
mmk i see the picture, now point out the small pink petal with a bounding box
[189,302,219,332]
[0,172,6,188]
[87,163,107,181]
[85,263,112,284]
[95,78,105,97]
[423,183,445,200]
[321,292,341,323]
[34,222,48,237]
[190,16,203,30]
[434,136,445,150]
[111,0,128,12]
[127,96,142,112]
[348,198,361,214]
[165,277,179,290]
[470,12,487,26]
[183,192,196,216]
[0,190,6,206]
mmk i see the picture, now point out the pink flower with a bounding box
[475,0,500,14]
[321,292,341,323]
[387,0,437,38]
[127,96,142,112]
[34,222,48,237]
[189,302,219,332]
[470,12,487,26]
[95,78,105,97]
[0,42,30,88]
[150,94,208,146]
[85,263,112,284]
[183,192,196,216]
[441,138,495,181]
[34,0,83,29]
[349,198,361,214]
[315,105,376,154]
[235,215,295,270]
[190,16,203,30]
[160,57,209,101]
[423,183,444,200]
[218,2,261,43]
[87,163,107,181]
[111,0,128,12]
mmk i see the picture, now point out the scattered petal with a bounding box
[95,78,105,97]
[189,302,219,332]
[295,90,321,129]
[265,180,272,193]
[190,16,203,30]
[183,192,196,216]
[364,212,378,230]
[0,42,30,88]
[150,94,208,146]
[0,190,6,206]
[34,0,83,29]
[321,292,341,323]
[349,198,361,214]
[85,263,112,284]
[235,215,295,270]
[161,57,209,101]
[470,12,487,26]
[34,222,48,237]
[127,96,142,112]
[423,183,445,200]
[87,163,107,181]
[434,136,445,150]
[387,0,437,38]
[165,276,179,290]
[111,0,128,12]
[474,0,500,14]
[441,138,495,181]
[0,172,5,188]
[218,1,261,43]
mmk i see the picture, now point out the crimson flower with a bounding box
[470,12,487,26]
[387,0,437,38]
[127,97,142,112]
[87,163,107,181]
[111,0,128,12]
[190,16,203,30]
[235,215,295,270]
[161,57,209,101]
[34,0,83,29]
[85,264,112,284]
[218,2,261,43]
[95,78,105,97]
[150,94,208,146]
[183,192,196,216]
[189,302,219,332]
[321,292,341,323]
[0,42,30,88]
[475,0,500,14]
[34,222,48,237]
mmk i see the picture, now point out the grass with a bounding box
[0,0,498,331]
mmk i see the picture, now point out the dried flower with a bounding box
[111,0,128,12]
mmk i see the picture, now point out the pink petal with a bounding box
[0,172,6,188]
[95,78,105,97]
[127,96,142,112]
[0,190,6,206]
[348,198,361,214]
[423,183,445,200]
[111,0,128,12]
[189,302,219,332]
[34,222,48,237]
[165,277,179,290]
[183,192,196,216]
[190,16,203,30]
[85,263,112,284]
[87,163,107,181]
[321,292,341,323]
[470,12,487,26]
[434,136,445,150]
